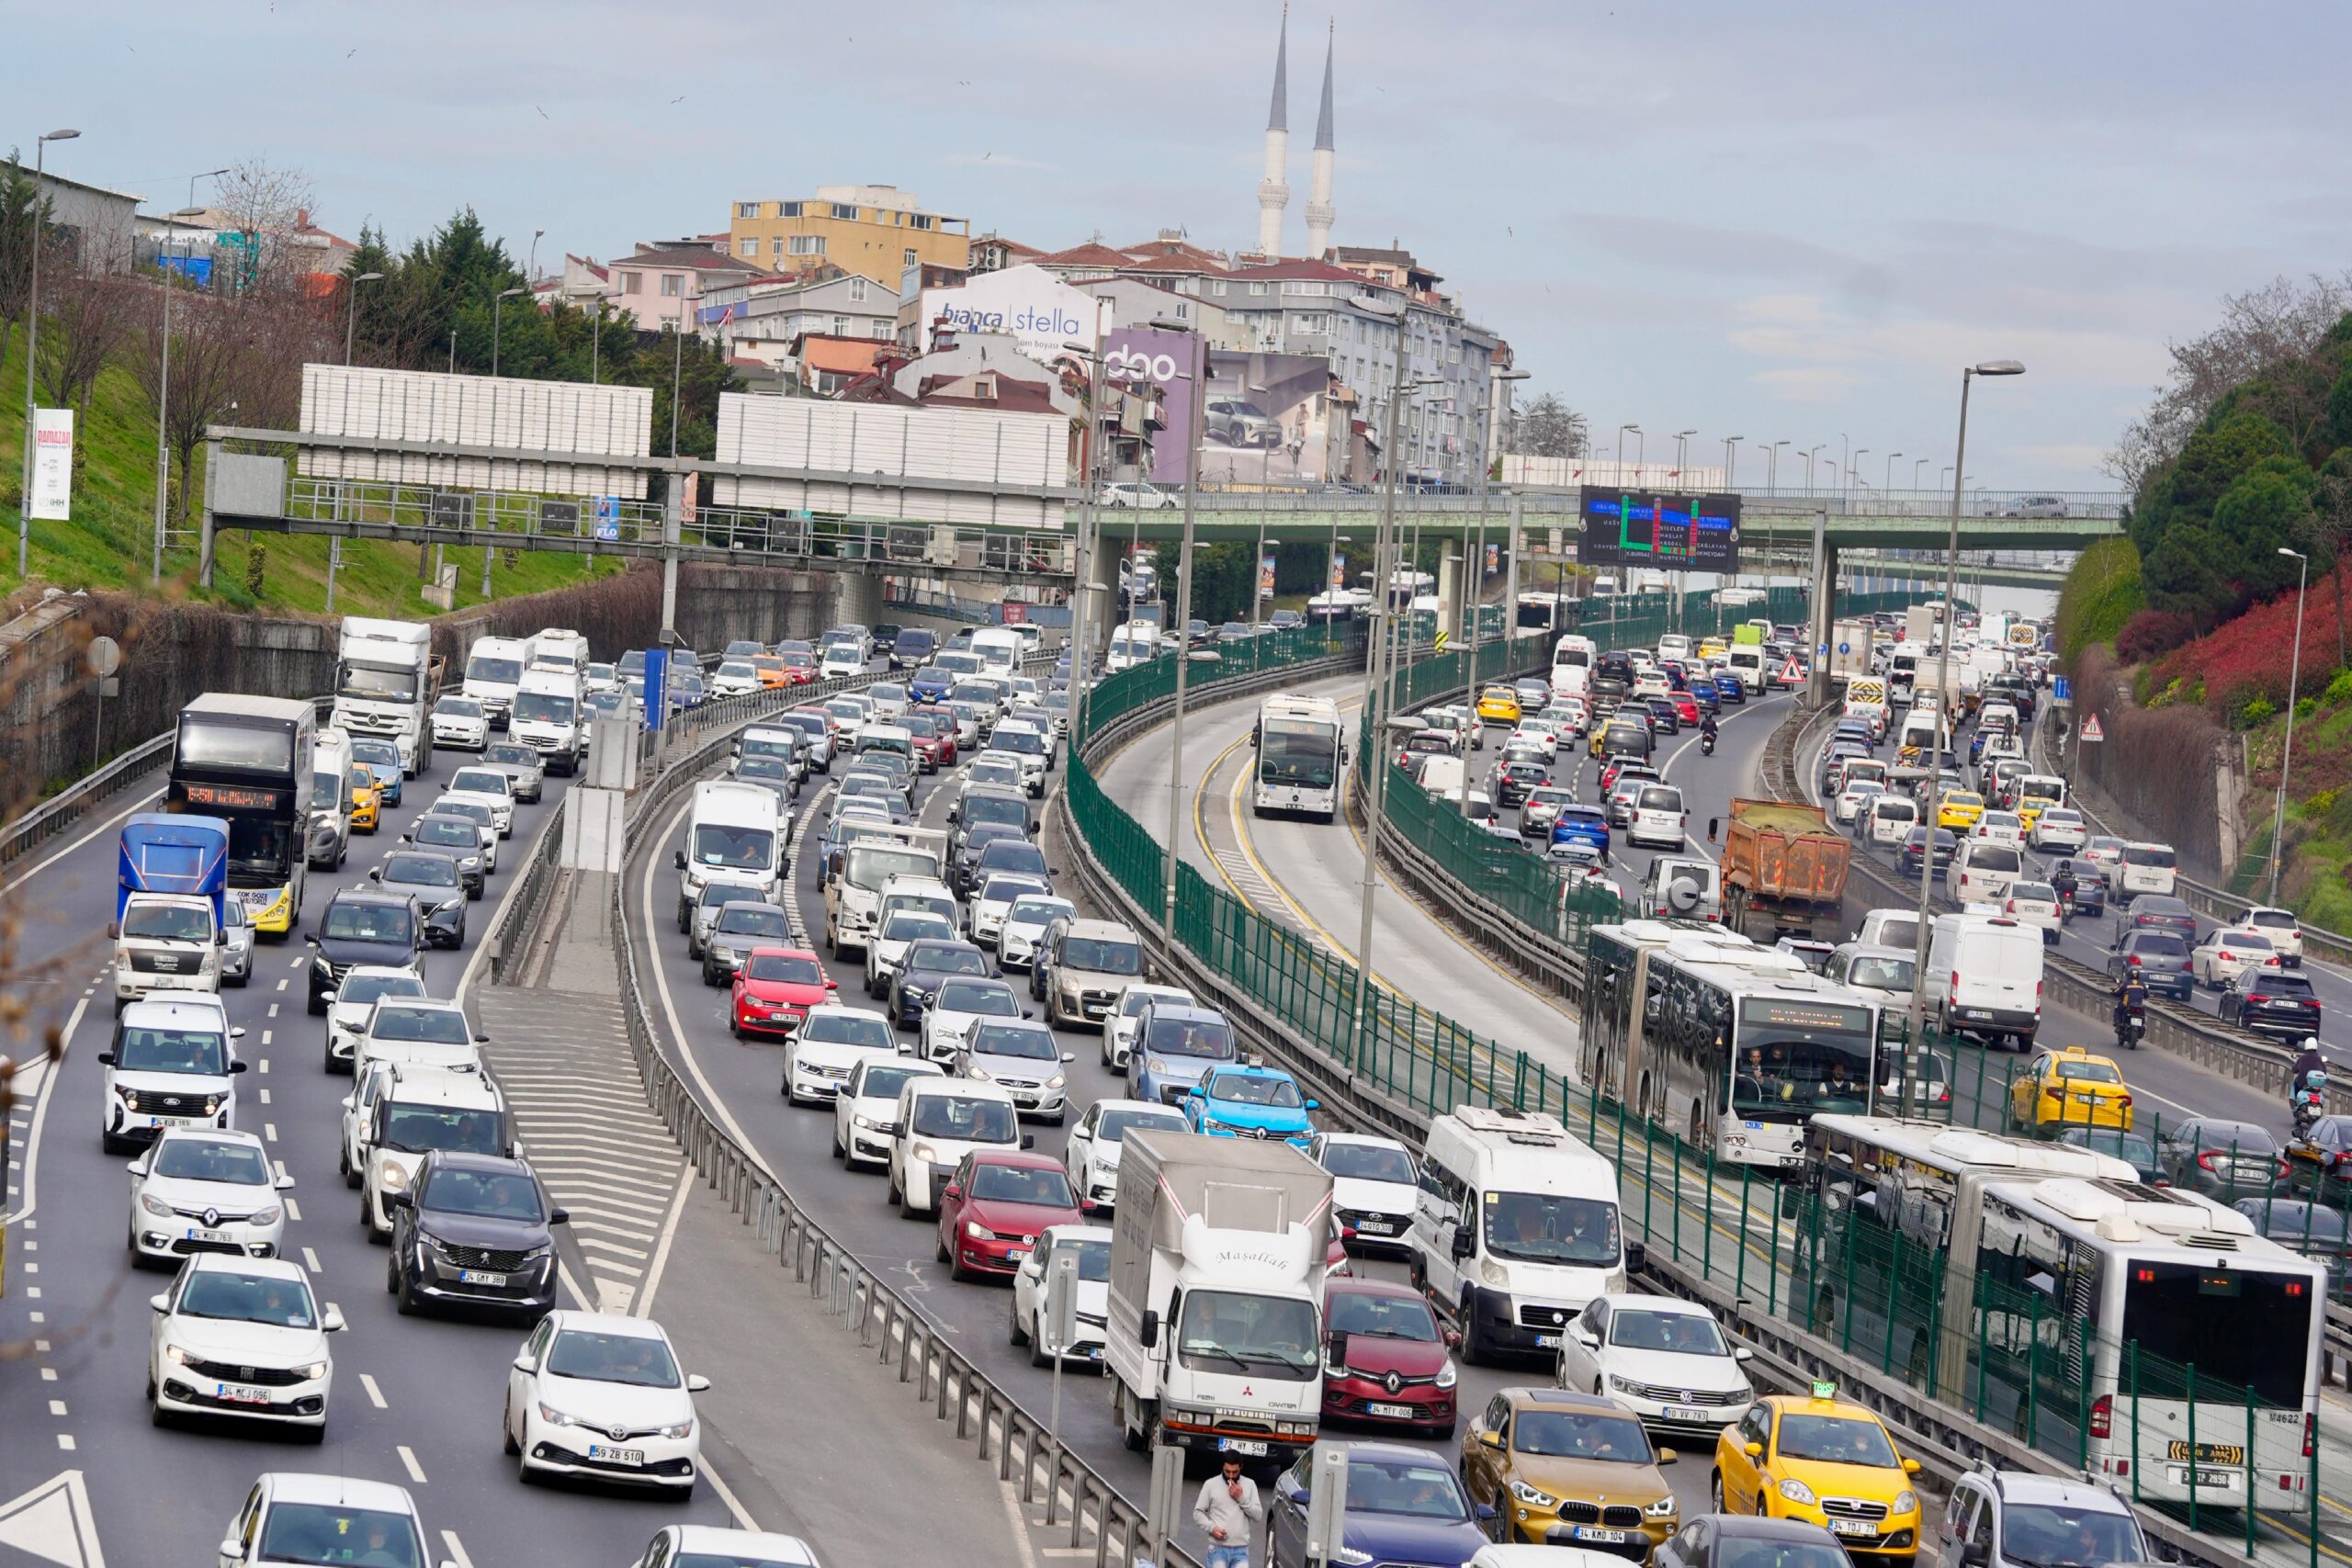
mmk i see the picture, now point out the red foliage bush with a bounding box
[2143,563,2348,708]
[2115,608,2199,663]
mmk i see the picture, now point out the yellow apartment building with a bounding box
[725,184,970,279]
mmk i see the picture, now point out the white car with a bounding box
[218,1474,436,1568]
[354,997,486,1078]
[431,694,490,750]
[1504,725,1559,762]
[101,995,246,1154]
[447,764,518,827]
[339,1061,395,1189]
[1868,795,1918,847]
[888,1077,1023,1213]
[1103,983,1193,1070]
[1625,783,1687,852]
[1100,480,1179,509]
[322,965,427,1075]
[128,1126,293,1266]
[1834,780,1885,826]
[970,872,1052,948]
[998,894,1077,971]
[625,1529,819,1568]
[150,1254,339,1433]
[2233,905,2305,965]
[958,1017,1072,1122]
[504,1311,708,1495]
[1062,1097,1187,1207]
[2003,880,2064,943]
[438,784,513,840]
[866,908,958,998]
[2192,927,2281,988]
[832,1055,943,1169]
[2028,807,2088,852]
[1310,1131,1420,1248]
[785,1004,899,1106]
[1971,810,2024,847]
[1553,1292,1755,1433]
[709,660,763,699]
[820,646,865,681]
[961,758,1026,800]
[1010,1224,1114,1366]
[921,976,1028,1063]
[989,721,1051,795]
[112,892,223,1008]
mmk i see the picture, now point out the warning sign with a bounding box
[2081,714,2104,742]
[1779,655,1804,682]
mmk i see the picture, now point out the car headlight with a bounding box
[312,956,334,977]
[1510,1479,1560,1509]
[1609,1374,1645,1395]
[1145,1055,1170,1074]
[165,1344,193,1365]
[711,945,737,964]
[248,1204,282,1227]
[537,1402,577,1427]
[380,1160,413,1191]
[1045,1073,1065,1089]
[202,1097,221,1117]
[854,1112,882,1131]
[1330,1550,1375,1568]
[1777,1478,1817,1506]
[140,1192,175,1216]
[966,1065,993,1082]
[1892,1490,1917,1515]
[1437,1360,1458,1389]
[657,1418,695,1440]
[966,1220,995,1240]
[119,1085,139,1105]
[298,1359,330,1382]
[1646,1495,1679,1517]
[911,1141,940,1164]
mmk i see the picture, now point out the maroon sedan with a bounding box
[936,1149,1084,1281]
[1320,1277,1459,1438]
[904,710,957,772]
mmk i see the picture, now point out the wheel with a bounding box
[831,1123,846,1159]
[307,993,326,1017]
[887,1171,903,1206]
[937,1235,951,1264]
[387,1250,401,1294]
[395,1270,421,1316]
[503,1401,521,1454]
[101,1128,131,1155]
[340,1141,356,1187]
[1011,1300,1032,1348]
[1493,1489,1515,1543]
[1458,1292,1488,1367]
[151,1395,173,1428]
[1712,1472,1726,1513]
[730,1015,743,1041]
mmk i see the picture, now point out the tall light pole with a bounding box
[1852,449,1869,499]
[1805,444,1826,492]
[1723,435,1743,490]
[1471,366,1530,716]
[1617,423,1640,476]
[344,270,386,365]
[526,228,544,288]
[153,174,228,584]
[1770,439,1788,493]
[17,127,78,576]
[1063,310,1112,745]
[1914,457,1929,491]
[491,284,526,378]
[2271,547,2311,905]
[1903,359,2024,1113]
[1884,451,1902,492]
[1149,318,1211,934]
[1674,429,1696,478]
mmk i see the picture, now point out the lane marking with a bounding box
[440,1531,474,1568]
[631,1167,695,1319]
[0,994,85,1226]
[701,1453,764,1533]
[397,1445,427,1484]
[301,1247,322,1275]
[285,1198,300,1222]
[360,1373,387,1409]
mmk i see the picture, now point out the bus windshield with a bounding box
[2120,1262,2314,1406]
[1731,999,1875,1120]
[175,720,293,773]
[1260,719,1340,788]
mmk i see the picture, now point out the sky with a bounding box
[12,0,2351,491]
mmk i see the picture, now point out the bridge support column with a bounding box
[198,438,220,590]
[660,485,681,643]
[1437,545,1461,642]
[1502,496,1522,642]
[1808,509,1838,708]
[833,568,884,630]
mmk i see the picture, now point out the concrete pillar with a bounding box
[660,485,682,643]
[1807,512,1838,708]
[1437,546,1461,643]
[832,567,885,630]
[1502,496,1522,646]
[198,438,220,590]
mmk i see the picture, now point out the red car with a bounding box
[936,1149,1085,1281]
[1668,692,1699,726]
[779,650,820,683]
[729,945,838,1039]
[1320,1278,1459,1438]
[904,712,956,771]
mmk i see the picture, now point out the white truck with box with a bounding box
[1105,1130,1333,1469]
[331,616,439,778]
[822,825,950,958]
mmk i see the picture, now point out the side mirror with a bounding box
[220,1540,243,1563]
[1625,1240,1646,1273]
[129,1157,151,1176]
[1961,1542,1991,1568]
[826,979,840,990]
[1304,1098,1320,1111]
[276,1174,297,1191]
[673,850,687,871]
[1450,1223,1476,1260]
[215,928,229,946]
[1478,1429,1503,1450]
[686,1373,712,1393]
[1060,1052,1075,1064]
[1744,1441,1765,1459]
[474,1032,491,1043]
[322,1304,347,1333]
[1022,1009,1035,1020]
[152,1292,171,1313]
[304,934,318,945]
[97,1050,117,1066]
[1020,1134,1036,1150]
[514,1356,535,1374]
[1573,1327,1599,1348]
[384,1190,412,1209]
[1187,1084,1205,1097]
[230,1060,249,1074]
[1734,1346,1755,1362]
[943,1183,963,1201]
[322,990,339,1005]
[1138,1309,1159,1349]
[1903,1458,1922,1475]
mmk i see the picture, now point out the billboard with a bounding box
[28,409,73,520]
[1196,351,1339,486]
[1576,488,1742,572]
[1103,326,1202,486]
[918,264,1112,365]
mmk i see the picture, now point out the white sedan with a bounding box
[785,1004,899,1107]
[1011,1224,1113,1366]
[128,1127,293,1266]
[820,647,865,680]
[1103,982,1193,1069]
[2003,880,2064,942]
[1063,1098,1188,1206]
[1972,810,2024,847]
[505,1311,709,1495]
[921,977,1027,1063]
[1504,725,1559,761]
[1554,1292,1754,1433]
[1834,780,1885,826]
[2192,927,2281,988]
[2028,807,2089,852]
[431,695,490,750]
[150,1253,341,1433]
[322,964,428,1075]
[998,895,1078,971]
[1311,1132,1420,1248]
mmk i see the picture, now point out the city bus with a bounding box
[167,694,317,938]
[1251,694,1346,821]
[1516,592,1574,636]
[1581,920,1883,1168]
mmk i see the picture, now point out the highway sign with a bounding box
[1817,643,1829,659]
[2080,714,2104,742]
[1837,641,1851,656]
[1779,655,1804,682]
[2052,675,2072,704]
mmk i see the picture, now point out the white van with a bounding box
[888,1077,1023,1214]
[1409,1104,1628,1362]
[1922,913,2043,1050]
[1856,908,1922,953]
[529,628,589,676]
[1867,794,1917,847]
[99,996,246,1153]
[1419,755,1469,799]
[461,635,536,728]
[1657,633,1693,665]
[511,667,585,775]
[1105,622,1159,673]
[674,779,786,926]
[1951,839,2023,905]
[969,627,1023,681]
[2118,841,2178,897]
[1725,644,1765,693]
[1626,783,1687,851]
[307,727,356,871]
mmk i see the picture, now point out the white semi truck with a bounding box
[331,616,439,778]
[1104,1130,1333,1471]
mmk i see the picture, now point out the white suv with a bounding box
[100,996,246,1154]
[361,1066,509,1241]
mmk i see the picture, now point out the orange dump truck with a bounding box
[1721,796,1850,941]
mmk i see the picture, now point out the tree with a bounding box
[1515,392,1589,458]
[35,246,131,414]
[0,153,49,374]
[211,158,318,291]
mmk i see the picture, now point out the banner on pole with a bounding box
[29,408,74,520]
[1486,542,1499,574]
[1260,554,1276,598]
[1329,552,1345,590]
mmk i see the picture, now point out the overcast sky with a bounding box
[14,0,2349,491]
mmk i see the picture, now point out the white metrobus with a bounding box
[1251,694,1346,821]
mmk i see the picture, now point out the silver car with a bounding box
[480,741,547,803]
[220,894,254,987]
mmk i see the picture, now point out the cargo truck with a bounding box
[1105,1130,1333,1469]
[331,616,439,777]
[1720,797,1851,942]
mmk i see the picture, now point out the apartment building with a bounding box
[726,185,970,278]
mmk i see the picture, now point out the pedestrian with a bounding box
[1193,1455,1265,1568]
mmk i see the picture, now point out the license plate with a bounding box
[1355,1220,1395,1235]
[459,1269,507,1287]
[153,1115,202,1127]
[1664,1405,1713,1425]
[1367,1402,1417,1418]
[2168,1465,2241,1490]
[1576,1528,1631,1544]
[589,1443,646,1465]
[1217,1438,1269,1456]
[1829,1520,1878,1539]
[1006,1248,1030,1261]
[216,1382,271,1405]
[186,1227,232,1243]
[1534,1334,1562,1348]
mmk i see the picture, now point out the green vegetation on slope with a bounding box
[2052,536,2143,662]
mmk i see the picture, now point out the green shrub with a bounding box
[2299,696,2319,720]
[244,540,266,598]
[2054,537,2144,660]
[2239,695,2277,729]
[2328,669,2352,705]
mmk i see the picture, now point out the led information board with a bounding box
[1577,488,1742,572]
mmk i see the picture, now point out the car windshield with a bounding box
[910,1095,1018,1141]
[2129,934,2188,958]
[1611,1309,1731,1355]
[1321,1142,1417,1183]
[1097,1107,1186,1143]
[421,1166,544,1222]
[451,770,507,795]
[1775,1413,1901,1466]
[1328,1291,1439,1341]
[546,1329,683,1388]
[384,854,458,887]
[1483,1190,1622,1266]
[340,973,425,1010]
[512,691,573,723]
[937,981,1020,1017]
[122,902,212,941]
[415,819,477,850]
[910,945,989,977]
[371,1005,469,1043]
[717,908,791,941]
[882,912,956,943]
[152,1136,270,1184]
[971,1023,1057,1060]
[353,739,401,767]
[694,823,775,872]
[1514,1406,1654,1461]
[806,1011,895,1051]
[2243,1203,2350,1244]
[1845,955,1915,991]
[1718,1543,1860,1568]
[969,1164,1076,1206]
[1007,897,1075,930]
[323,902,415,944]
[2053,1057,2122,1084]
[1996,1503,2145,1568]
[1208,1072,1304,1108]
[965,795,1028,829]
[1342,1458,1471,1519]
[116,1024,228,1075]
[435,697,483,718]
[2215,930,2276,951]
[2187,1122,2279,1155]
[379,1105,503,1155]
[178,1269,317,1329]
[1063,938,1143,975]
[978,842,1049,876]
[1146,1016,1236,1060]
[2064,1128,2157,1167]
[2132,846,2179,868]
[257,1504,419,1568]
[746,953,824,984]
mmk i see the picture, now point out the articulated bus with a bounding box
[1581,921,1883,1168]
[167,694,316,937]
[1251,694,1346,821]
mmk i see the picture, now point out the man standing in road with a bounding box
[1193,1454,1265,1568]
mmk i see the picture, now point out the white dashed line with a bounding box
[47,1400,65,1416]
[268,1002,280,1018]
[55,1435,74,1450]
[276,979,288,992]
[302,1247,322,1274]
[40,1368,55,1382]
[265,1123,278,1143]
[397,1445,427,1484]
[285,1197,301,1222]
[440,1531,474,1568]
[259,1089,272,1105]
[360,1373,388,1409]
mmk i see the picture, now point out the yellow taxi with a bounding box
[2007,1046,2134,1134]
[347,766,381,833]
[1477,684,1522,726]
[1935,790,1984,830]
[1713,1386,1922,1562]
[1698,637,1728,660]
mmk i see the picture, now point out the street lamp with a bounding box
[1769,439,1789,493]
[1884,451,1902,492]
[491,285,527,378]
[1903,358,2024,1114]
[1722,435,1744,488]
[1674,429,1696,478]
[1476,366,1531,700]
[1914,457,1929,491]
[17,126,77,576]
[1618,424,1641,475]
[2271,546,2311,905]
[1852,449,1869,497]
[1062,314,1112,744]
[1805,444,1826,491]
[153,174,228,584]
[344,271,386,365]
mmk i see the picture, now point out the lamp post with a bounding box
[344,271,385,365]
[1914,457,1929,491]
[491,285,526,378]
[2271,547,2311,905]
[1903,359,2024,1114]
[1063,311,1112,745]
[1852,449,1868,500]
[1674,429,1696,478]
[153,173,228,584]
[1884,451,1902,492]
[1148,317,1211,934]
[17,127,77,576]
[1472,366,1530,714]
[1769,439,1788,494]
[1618,423,1640,477]
[1805,444,1826,492]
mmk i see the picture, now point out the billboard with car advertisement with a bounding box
[1103,326,1203,486]
[1198,351,1340,486]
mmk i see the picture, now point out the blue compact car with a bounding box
[1550,806,1611,857]
[1184,1064,1317,1147]
[349,739,404,805]
[1269,1444,1493,1568]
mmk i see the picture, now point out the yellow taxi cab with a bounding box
[1698,637,1728,660]
[347,766,381,833]
[2007,1046,2133,1134]
[1935,791,1984,830]
[1713,1385,1922,1562]
[1477,684,1522,726]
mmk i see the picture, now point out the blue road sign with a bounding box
[1837,641,1851,655]
[2052,674,2072,703]
[643,647,668,730]
[594,496,620,542]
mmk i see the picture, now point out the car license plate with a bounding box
[1829,1520,1877,1539]
[1367,1402,1417,1418]
[186,1227,232,1244]
[459,1269,507,1287]
[2168,1465,2241,1490]
[1006,1248,1030,1261]
[589,1443,645,1465]
[1534,1334,1562,1348]
[216,1382,271,1405]
[152,1114,202,1128]
[1217,1438,1269,1456]
[1355,1219,1394,1235]
[1575,1528,1631,1544]
[1664,1405,1713,1425]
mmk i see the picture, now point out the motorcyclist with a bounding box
[2113,969,2150,1046]
[2051,857,2079,915]
[2292,1038,2328,1128]
[1699,713,1720,750]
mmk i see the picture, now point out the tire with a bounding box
[937,1235,951,1264]
[1011,1301,1032,1348]
[151,1396,173,1429]
[887,1170,903,1206]
[307,993,326,1018]
[831,1124,846,1160]
[1712,1472,1727,1513]
[340,1142,356,1188]
[386,1249,401,1294]
[503,1400,521,1455]
[1459,1292,1488,1367]
[101,1128,131,1156]
[395,1270,421,1316]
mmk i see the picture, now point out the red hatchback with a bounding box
[1320,1277,1458,1438]
[904,712,957,772]
[730,945,837,1039]
[936,1149,1085,1280]
[1668,692,1699,727]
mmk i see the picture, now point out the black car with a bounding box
[950,788,1033,852]
[1644,696,1681,734]
[967,835,1051,897]
[870,624,900,657]
[2107,931,2191,999]
[2233,1199,2352,1298]
[1897,826,1958,880]
[2120,894,2198,941]
[888,938,994,1029]
[385,1150,566,1320]
[729,754,798,815]
[368,850,469,950]
[2158,1116,2283,1199]
[701,900,793,987]
[1487,758,1549,808]
[951,821,1027,895]
[405,814,487,899]
[891,628,938,671]
[1653,1512,1849,1568]
[306,890,423,1014]
[2220,966,2324,1039]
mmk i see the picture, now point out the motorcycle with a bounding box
[2294,1070,2329,1137]
[2056,888,2075,923]
[2114,1003,2145,1051]
[1700,731,1717,757]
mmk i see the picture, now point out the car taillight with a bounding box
[2199,1151,2221,1171]
[2222,952,2234,964]
[2089,1393,2113,1439]
[2128,954,2143,965]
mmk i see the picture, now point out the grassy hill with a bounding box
[0,331,621,616]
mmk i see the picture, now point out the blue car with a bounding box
[909,668,956,705]
[1184,1064,1317,1147]
[1269,1443,1493,1568]
[1550,805,1611,857]
[1687,676,1722,713]
[349,739,404,805]
[1125,1000,1240,1108]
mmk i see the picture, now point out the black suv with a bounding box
[889,938,993,1030]
[2221,967,2324,1039]
[386,1150,566,1320]
[306,890,422,1014]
